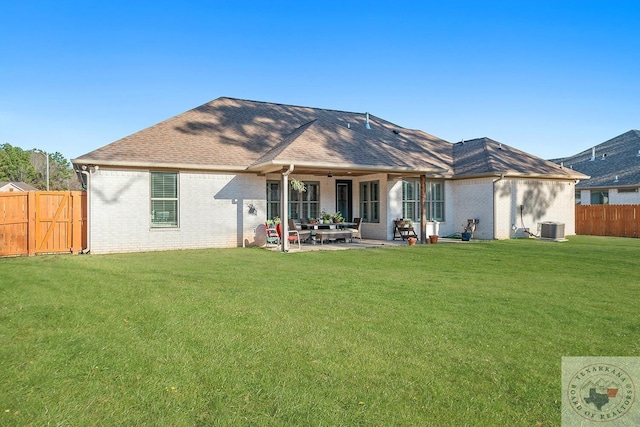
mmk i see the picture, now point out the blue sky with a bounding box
[1,1,638,162]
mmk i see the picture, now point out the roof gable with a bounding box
[249,118,451,174]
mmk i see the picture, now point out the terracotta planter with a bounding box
[408,237,417,246]
[429,235,438,244]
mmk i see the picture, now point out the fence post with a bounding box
[27,191,37,256]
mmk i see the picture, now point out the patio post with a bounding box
[420,174,427,244]
[281,165,294,252]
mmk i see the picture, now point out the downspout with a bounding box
[79,165,97,254]
[492,174,505,240]
[281,165,294,252]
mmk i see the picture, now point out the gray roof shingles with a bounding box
[551,130,640,188]
[453,137,586,179]
[73,97,585,180]
[0,182,38,191]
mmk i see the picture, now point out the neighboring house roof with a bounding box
[453,138,587,180]
[0,181,38,192]
[72,97,585,180]
[551,130,640,189]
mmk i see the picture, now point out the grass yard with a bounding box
[1,236,639,426]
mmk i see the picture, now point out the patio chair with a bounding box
[276,222,302,250]
[348,217,362,239]
[265,222,280,248]
[289,219,311,243]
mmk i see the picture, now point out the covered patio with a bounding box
[262,236,466,252]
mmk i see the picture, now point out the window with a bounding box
[300,182,320,219]
[402,179,445,222]
[618,188,639,193]
[266,181,280,221]
[402,180,419,221]
[426,181,445,222]
[590,190,609,205]
[151,172,178,227]
[360,180,380,223]
[266,180,320,220]
[575,190,582,205]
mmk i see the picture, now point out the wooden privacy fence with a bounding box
[575,204,639,238]
[0,191,87,257]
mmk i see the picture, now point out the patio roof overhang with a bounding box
[449,170,589,181]
[247,159,451,178]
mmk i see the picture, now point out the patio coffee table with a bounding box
[315,229,353,244]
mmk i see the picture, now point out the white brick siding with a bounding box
[451,178,496,239]
[88,168,579,253]
[506,179,577,238]
[452,177,577,239]
[89,169,266,254]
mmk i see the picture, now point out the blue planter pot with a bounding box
[461,232,472,241]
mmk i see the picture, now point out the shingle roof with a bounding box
[249,117,451,174]
[453,138,587,179]
[551,130,640,188]
[74,97,452,175]
[0,181,38,191]
[72,97,585,180]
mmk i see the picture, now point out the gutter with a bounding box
[247,160,447,176]
[71,159,246,172]
[492,173,505,240]
[79,165,98,254]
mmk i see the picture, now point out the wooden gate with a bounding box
[0,191,86,257]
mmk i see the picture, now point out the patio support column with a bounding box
[420,174,427,244]
[281,165,294,252]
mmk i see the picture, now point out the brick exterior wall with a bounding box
[451,178,496,239]
[89,169,266,254]
[452,177,577,239]
[88,168,579,253]
[507,179,577,238]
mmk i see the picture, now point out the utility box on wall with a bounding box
[540,222,565,240]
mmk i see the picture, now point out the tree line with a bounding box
[0,143,80,190]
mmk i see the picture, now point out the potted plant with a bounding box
[461,223,473,241]
[321,211,332,224]
[408,236,417,246]
[290,178,306,193]
[395,218,412,229]
[332,211,344,223]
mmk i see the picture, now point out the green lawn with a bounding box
[1,236,638,426]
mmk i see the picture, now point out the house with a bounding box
[550,130,640,205]
[72,97,586,254]
[0,181,38,192]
